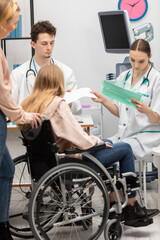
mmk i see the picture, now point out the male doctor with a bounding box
[11,20,81,114]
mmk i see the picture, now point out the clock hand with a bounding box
[127,2,134,7]
[132,0,141,7]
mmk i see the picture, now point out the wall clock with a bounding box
[118,0,148,21]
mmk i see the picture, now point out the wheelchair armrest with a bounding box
[64,142,106,154]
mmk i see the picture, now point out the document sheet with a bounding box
[63,88,97,104]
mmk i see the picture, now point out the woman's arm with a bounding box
[91,91,119,117]
[0,50,42,127]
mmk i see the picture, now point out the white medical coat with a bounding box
[10,58,81,114]
[110,67,160,158]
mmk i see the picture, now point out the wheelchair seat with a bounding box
[21,119,58,181]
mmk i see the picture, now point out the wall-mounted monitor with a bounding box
[98,10,135,54]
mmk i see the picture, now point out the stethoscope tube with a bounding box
[26,58,36,78]
[124,65,152,87]
[26,57,54,94]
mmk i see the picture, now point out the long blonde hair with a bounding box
[21,64,65,114]
[0,0,19,23]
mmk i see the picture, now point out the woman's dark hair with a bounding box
[31,20,56,42]
[130,39,151,57]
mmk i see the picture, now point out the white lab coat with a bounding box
[10,58,82,114]
[109,67,160,158]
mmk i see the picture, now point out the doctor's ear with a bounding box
[149,53,152,61]
[30,41,36,49]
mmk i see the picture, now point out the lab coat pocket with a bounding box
[135,110,146,126]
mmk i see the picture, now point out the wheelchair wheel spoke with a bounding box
[29,163,109,240]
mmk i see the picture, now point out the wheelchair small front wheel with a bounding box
[104,219,123,240]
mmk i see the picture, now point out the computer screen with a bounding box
[98,10,135,54]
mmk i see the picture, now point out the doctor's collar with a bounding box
[124,65,152,87]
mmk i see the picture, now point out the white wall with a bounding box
[33,0,160,137]
[6,0,160,138]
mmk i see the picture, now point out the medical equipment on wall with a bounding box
[98,10,154,77]
[133,23,154,43]
[119,22,154,74]
[98,10,135,54]
[98,10,154,54]
[106,73,116,80]
[119,22,154,70]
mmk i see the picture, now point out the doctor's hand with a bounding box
[131,98,150,114]
[91,91,106,104]
[131,98,160,123]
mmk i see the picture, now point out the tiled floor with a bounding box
[123,215,160,240]
[13,185,160,240]
[13,215,160,240]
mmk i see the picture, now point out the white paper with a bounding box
[63,88,97,104]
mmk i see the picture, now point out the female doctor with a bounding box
[92,39,160,159]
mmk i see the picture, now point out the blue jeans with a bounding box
[0,110,15,222]
[83,139,136,198]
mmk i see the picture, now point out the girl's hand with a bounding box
[105,142,113,148]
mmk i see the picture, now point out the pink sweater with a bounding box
[43,96,103,153]
[0,48,29,124]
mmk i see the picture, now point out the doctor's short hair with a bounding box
[31,20,56,42]
[130,39,151,57]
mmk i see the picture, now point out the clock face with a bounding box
[118,0,148,21]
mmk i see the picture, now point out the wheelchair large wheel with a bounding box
[104,219,123,240]
[29,162,109,240]
[9,154,34,238]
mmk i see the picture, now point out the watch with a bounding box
[118,0,148,21]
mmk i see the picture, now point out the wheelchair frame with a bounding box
[9,119,141,240]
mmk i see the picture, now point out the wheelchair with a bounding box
[9,117,148,240]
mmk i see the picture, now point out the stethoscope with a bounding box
[124,65,152,88]
[26,57,54,94]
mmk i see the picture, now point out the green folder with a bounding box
[102,80,148,108]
